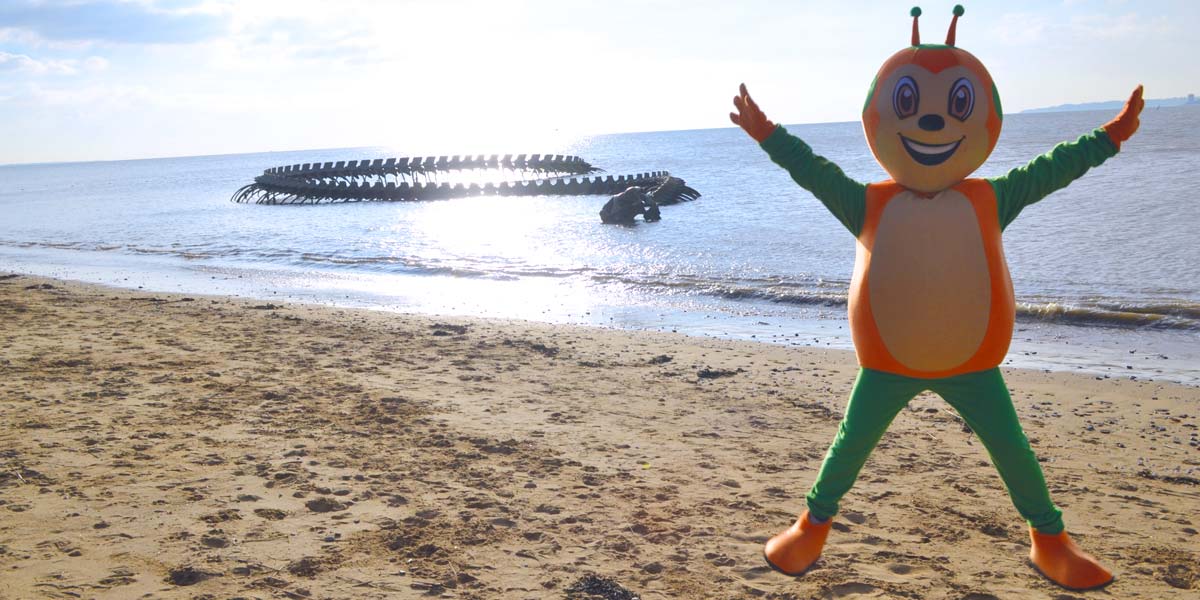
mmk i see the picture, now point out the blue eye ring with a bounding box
[893,76,920,119]
[948,78,975,121]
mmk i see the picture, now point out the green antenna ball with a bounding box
[953,5,965,17]
[910,7,922,17]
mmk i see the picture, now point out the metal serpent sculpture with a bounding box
[231,154,700,206]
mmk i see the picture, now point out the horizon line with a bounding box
[4,101,1185,168]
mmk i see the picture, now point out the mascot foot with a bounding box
[1029,528,1114,591]
[763,510,832,576]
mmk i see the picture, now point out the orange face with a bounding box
[863,46,1002,193]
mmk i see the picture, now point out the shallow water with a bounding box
[2,106,1198,383]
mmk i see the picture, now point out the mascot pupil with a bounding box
[730,4,1143,591]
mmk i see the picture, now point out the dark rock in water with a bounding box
[565,573,642,599]
[643,201,661,222]
[600,187,658,225]
[598,177,698,224]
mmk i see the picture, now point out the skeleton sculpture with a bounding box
[231,154,699,214]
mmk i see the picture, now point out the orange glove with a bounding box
[729,83,776,143]
[1102,85,1144,151]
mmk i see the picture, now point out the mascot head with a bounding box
[862,6,1002,193]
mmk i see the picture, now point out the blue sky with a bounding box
[1,0,1196,164]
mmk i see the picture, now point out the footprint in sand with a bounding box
[97,568,136,587]
[200,508,241,523]
[841,510,868,524]
[200,533,229,548]
[253,508,288,520]
[166,566,214,586]
[740,565,774,580]
[826,582,879,597]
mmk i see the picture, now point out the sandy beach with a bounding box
[0,273,1196,599]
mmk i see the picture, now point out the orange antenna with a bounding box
[945,5,964,46]
[910,6,922,46]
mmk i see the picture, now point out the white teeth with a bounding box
[904,138,959,155]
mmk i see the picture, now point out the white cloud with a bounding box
[20,82,157,107]
[0,0,230,45]
[991,9,1172,46]
[0,26,41,45]
[83,56,109,71]
[0,51,79,75]
[1066,13,1171,40]
[1,1,1196,163]
[989,12,1052,45]
[0,51,111,76]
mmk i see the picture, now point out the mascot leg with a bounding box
[765,368,921,575]
[933,368,1114,590]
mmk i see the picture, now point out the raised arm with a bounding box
[991,85,1144,230]
[731,84,866,237]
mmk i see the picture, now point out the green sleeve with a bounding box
[989,128,1119,231]
[760,125,866,237]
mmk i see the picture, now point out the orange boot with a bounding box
[763,510,832,576]
[1029,528,1114,590]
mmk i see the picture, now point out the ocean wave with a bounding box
[2,238,1196,330]
[1015,302,1199,330]
[667,283,1199,330]
[1091,301,1200,321]
[708,284,848,306]
[625,276,1200,331]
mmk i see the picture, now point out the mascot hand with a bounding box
[1102,85,1144,150]
[730,83,776,143]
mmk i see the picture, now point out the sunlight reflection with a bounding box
[303,268,610,324]
[402,196,562,265]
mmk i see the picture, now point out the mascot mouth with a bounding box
[899,134,964,166]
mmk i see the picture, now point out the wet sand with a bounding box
[1,273,1197,599]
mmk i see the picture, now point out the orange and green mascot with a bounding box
[730,5,1143,591]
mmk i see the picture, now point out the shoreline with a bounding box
[2,256,1196,387]
[2,273,1198,598]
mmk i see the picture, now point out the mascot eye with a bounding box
[948,78,975,121]
[892,76,919,119]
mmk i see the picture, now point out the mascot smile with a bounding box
[730,5,1144,591]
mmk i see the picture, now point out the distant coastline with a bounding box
[1022,94,1198,114]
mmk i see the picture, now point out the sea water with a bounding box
[2,106,1198,383]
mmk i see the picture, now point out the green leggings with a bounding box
[806,367,1064,534]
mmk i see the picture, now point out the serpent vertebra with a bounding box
[231,153,700,205]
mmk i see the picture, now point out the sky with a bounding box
[1,0,1197,164]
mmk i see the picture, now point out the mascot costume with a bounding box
[729,5,1143,591]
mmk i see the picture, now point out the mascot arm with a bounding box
[760,125,867,237]
[988,128,1118,231]
[991,86,1142,230]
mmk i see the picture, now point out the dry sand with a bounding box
[0,273,1197,599]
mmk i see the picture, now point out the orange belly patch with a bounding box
[866,189,991,372]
